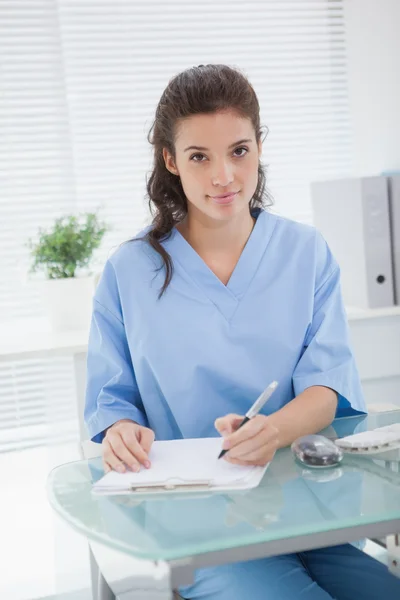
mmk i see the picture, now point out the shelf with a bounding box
[346,306,400,321]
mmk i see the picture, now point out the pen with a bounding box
[218,380,279,459]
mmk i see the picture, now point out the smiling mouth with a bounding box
[211,191,239,199]
[209,191,239,204]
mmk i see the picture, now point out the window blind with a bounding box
[0,0,76,322]
[0,356,77,452]
[57,0,352,233]
[0,0,353,451]
[0,1,78,451]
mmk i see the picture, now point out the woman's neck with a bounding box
[177,206,256,257]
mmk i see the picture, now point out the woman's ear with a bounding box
[162,148,179,176]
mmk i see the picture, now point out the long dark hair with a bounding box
[140,64,271,298]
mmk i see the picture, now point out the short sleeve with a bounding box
[292,234,367,417]
[84,260,148,443]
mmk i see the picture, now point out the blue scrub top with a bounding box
[85,208,366,443]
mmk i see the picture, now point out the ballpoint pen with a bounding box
[218,380,279,459]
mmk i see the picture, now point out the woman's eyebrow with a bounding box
[183,138,253,153]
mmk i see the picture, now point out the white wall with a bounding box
[348,310,400,408]
[343,2,400,407]
[344,0,400,176]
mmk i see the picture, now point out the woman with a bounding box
[85,64,400,599]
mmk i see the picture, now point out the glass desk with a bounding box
[47,412,400,595]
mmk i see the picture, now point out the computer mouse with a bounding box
[291,434,344,468]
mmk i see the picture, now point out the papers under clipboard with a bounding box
[92,437,270,496]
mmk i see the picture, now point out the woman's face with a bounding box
[163,110,262,223]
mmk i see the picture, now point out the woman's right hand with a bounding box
[102,419,155,474]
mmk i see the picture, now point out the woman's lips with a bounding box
[210,192,238,204]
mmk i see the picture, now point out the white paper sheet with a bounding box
[92,437,269,495]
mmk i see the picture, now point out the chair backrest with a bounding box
[80,438,102,460]
[75,350,186,599]
[73,351,103,460]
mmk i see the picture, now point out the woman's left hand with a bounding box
[214,414,280,466]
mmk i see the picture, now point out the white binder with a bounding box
[388,174,400,305]
[92,437,270,496]
[311,176,394,309]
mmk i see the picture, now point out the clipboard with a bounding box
[92,437,270,496]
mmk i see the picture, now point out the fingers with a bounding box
[221,417,279,466]
[121,427,152,468]
[221,415,265,451]
[226,429,270,459]
[102,425,154,473]
[103,433,140,473]
[138,427,155,456]
[215,414,243,436]
[102,437,124,473]
[225,447,275,467]
[227,439,278,465]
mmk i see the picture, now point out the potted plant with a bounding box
[28,212,108,331]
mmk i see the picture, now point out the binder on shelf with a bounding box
[387,174,400,305]
[311,176,395,309]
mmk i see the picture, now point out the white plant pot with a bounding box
[41,275,96,332]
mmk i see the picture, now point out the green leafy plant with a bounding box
[29,212,108,279]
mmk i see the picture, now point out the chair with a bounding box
[75,356,182,599]
[81,442,185,600]
[78,441,114,600]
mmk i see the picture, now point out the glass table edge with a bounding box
[46,468,400,562]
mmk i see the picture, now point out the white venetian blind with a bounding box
[0,1,79,452]
[0,0,76,322]
[0,0,353,452]
[57,0,352,234]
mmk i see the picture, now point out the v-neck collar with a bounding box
[163,209,277,321]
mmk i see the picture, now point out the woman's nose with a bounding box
[211,161,234,187]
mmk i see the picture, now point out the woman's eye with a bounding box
[190,153,206,162]
[233,147,248,157]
